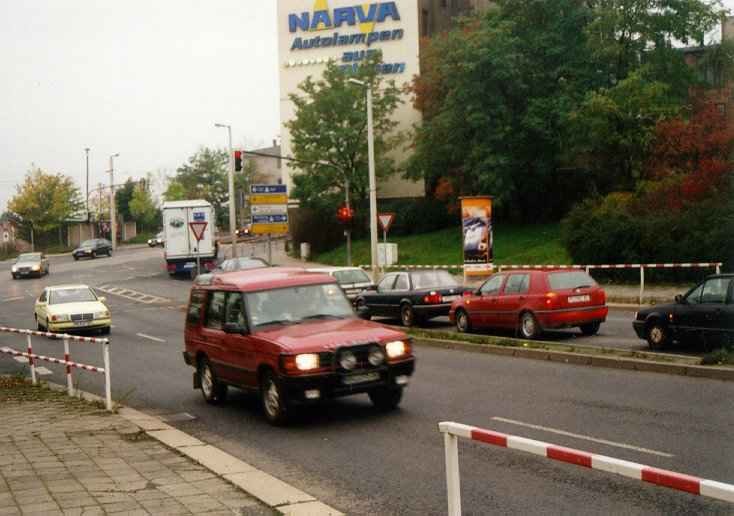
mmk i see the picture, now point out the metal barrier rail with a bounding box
[438,421,734,515]
[359,262,723,305]
[0,326,112,411]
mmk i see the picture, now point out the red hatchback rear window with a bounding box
[548,271,597,290]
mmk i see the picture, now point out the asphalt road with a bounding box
[1,247,732,515]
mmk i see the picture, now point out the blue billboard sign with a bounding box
[252,214,288,224]
[251,184,288,194]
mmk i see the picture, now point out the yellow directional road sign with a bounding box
[250,194,288,205]
[251,223,289,235]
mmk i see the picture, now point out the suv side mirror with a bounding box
[674,294,685,304]
[223,322,246,334]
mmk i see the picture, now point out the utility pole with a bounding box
[108,153,119,251]
[345,178,352,266]
[84,148,90,221]
[215,123,237,258]
[348,78,378,280]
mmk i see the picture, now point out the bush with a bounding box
[562,190,734,277]
[380,197,457,236]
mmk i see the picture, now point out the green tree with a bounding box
[115,179,136,221]
[129,182,158,230]
[286,53,403,212]
[8,168,83,234]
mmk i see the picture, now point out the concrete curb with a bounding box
[412,337,734,382]
[116,407,344,516]
[39,382,343,515]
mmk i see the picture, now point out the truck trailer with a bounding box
[162,200,218,276]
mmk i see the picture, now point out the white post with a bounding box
[109,153,119,251]
[639,266,645,306]
[27,334,36,385]
[443,431,462,516]
[64,337,73,396]
[103,340,112,411]
[716,263,721,274]
[366,85,378,283]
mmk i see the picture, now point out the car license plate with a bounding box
[20,272,28,276]
[442,295,460,302]
[74,320,91,327]
[183,262,195,269]
[342,372,380,385]
[568,295,590,303]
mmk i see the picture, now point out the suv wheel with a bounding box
[400,304,415,327]
[198,358,227,404]
[519,312,540,339]
[646,322,668,350]
[580,322,600,336]
[261,370,288,425]
[455,309,471,333]
[368,387,403,411]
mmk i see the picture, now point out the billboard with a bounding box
[461,196,493,275]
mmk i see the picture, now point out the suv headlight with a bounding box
[339,350,357,370]
[385,340,409,359]
[94,310,110,319]
[295,353,319,371]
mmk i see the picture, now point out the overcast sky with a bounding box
[0,1,731,214]
[0,1,279,212]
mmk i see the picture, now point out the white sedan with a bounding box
[34,284,111,334]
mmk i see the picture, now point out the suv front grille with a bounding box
[336,343,382,372]
[71,313,93,322]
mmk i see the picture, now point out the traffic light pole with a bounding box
[345,178,352,267]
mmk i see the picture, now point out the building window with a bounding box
[716,103,726,116]
[421,8,430,37]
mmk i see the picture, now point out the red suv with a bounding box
[449,270,608,339]
[182,267,415,424]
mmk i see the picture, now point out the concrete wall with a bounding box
[277,0,425,200]
[121,221,137,241]
[67,223,98,248]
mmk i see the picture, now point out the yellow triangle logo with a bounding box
[359,3,376,34]
[312,0,329,31]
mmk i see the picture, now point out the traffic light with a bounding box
[234,150,242,171]
[336,204,354,224]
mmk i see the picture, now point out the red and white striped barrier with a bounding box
[439,421,734,515]
[0,326,112,411]
[359,262,723,305]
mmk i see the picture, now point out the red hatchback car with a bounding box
[183,268,415,425]
[449,270,608,339]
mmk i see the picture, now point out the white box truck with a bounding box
[162,200,218,276]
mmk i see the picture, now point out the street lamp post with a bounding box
[84,148,90,220]
[348,78,378,280]
[215,123,237,258]
[108,153,119,251]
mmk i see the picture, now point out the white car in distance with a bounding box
[34,284,111,335]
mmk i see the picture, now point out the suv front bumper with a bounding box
[279,358,415,403]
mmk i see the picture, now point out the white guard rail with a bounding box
[0,326,112,411]
[439,421,734,515]
[360,262,723,305]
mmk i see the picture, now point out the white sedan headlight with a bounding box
[31,265,40,271]
[11,266,17,272]
[51,314,71,322]
[94,310,110,319]
[385,340,408,359]
[295,353,319,371]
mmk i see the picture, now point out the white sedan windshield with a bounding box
[246,284,353,329]
[50,288,97,305]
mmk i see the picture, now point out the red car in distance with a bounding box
[449,270,608,339]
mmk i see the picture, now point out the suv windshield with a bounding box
[246,283,354,329]
[548,271,597,290]
[17,253,41,262]
[411,270,459,290]
[333,269,371,284]
[50,288,97,304]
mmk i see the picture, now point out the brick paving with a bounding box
[0,379,275,516]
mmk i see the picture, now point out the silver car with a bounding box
[11,252,50,279]
[306,267,375,302]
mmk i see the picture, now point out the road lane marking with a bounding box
[491,417,674,458]
[2,296,24,302]
[13,356,28,363]
[136,333,166,343]
[35,367,53,375]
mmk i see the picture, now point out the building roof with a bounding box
[202,267,336,292]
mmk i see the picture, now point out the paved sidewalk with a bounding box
[0,377,273,516]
